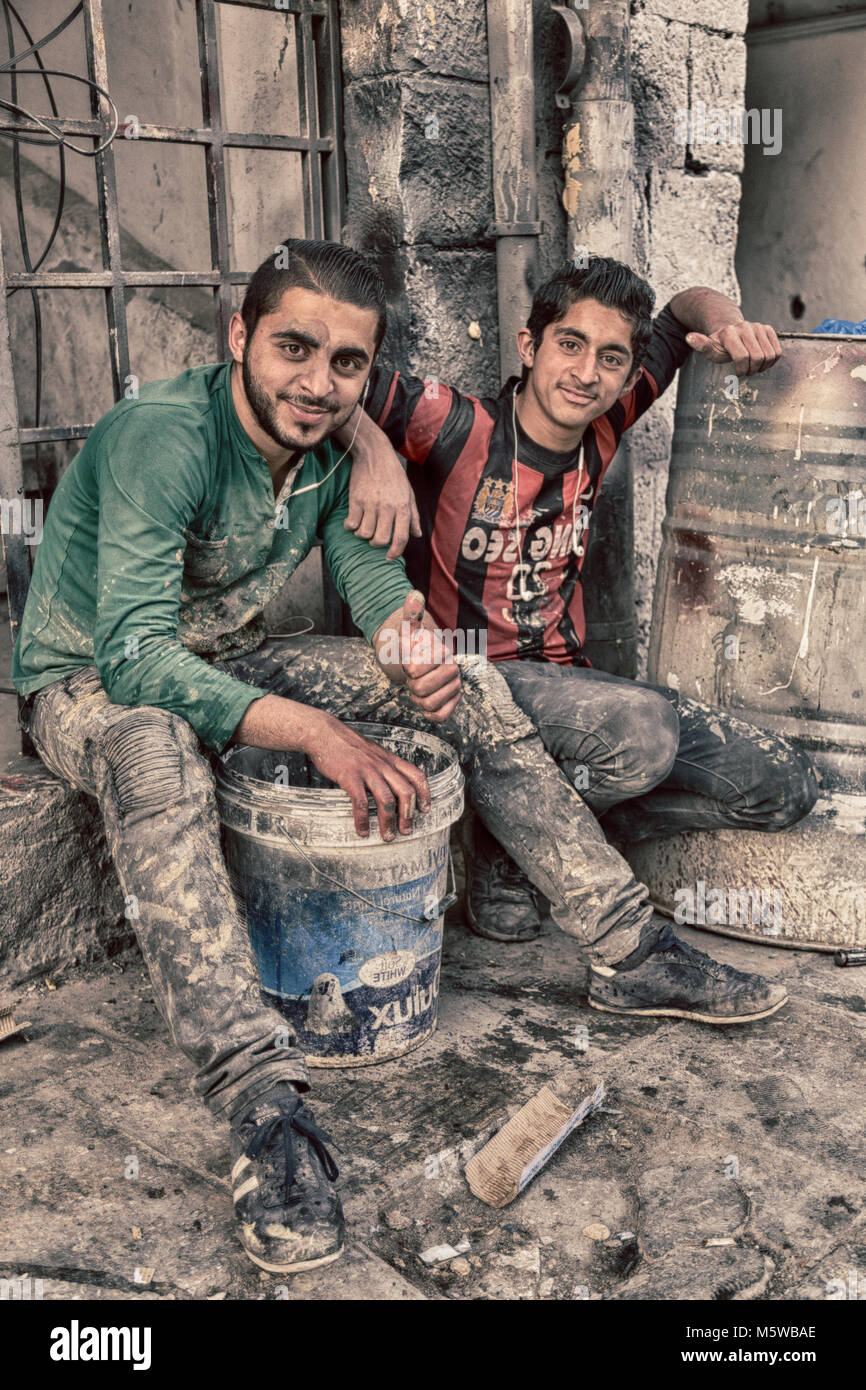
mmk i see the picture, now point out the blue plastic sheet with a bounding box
[812,317,866,335]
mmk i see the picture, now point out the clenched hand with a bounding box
[400,590,462,723]
[685,321,782,376]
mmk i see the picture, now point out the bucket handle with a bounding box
[279,828,459,925]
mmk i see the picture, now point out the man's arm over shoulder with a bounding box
[340,362,476,559]
[93,407,264,753]
[364,361,465,467]
[318,451,414,644]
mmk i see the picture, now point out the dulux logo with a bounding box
[369,969,440,1030]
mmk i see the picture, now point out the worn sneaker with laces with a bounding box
[229,1085,344,1273]
[462,815,542,943]
[588,923,788,1024]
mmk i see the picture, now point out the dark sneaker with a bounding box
[462,815,541,943]
[588,924,788,1024]
[230,1087,344,1274]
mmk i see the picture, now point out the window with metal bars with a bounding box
[0,0,347,747]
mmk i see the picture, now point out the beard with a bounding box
[241,346,344,452]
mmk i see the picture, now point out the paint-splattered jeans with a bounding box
[497,661,819,842]
[24,636,669,1120]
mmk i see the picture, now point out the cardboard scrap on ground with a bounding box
[464,1074,606,1208]
[0,1000,31,1045]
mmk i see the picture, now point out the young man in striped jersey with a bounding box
[348,255,817,962]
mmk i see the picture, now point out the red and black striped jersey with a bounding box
[364,304,691,665]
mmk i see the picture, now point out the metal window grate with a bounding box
[0,0,347,733]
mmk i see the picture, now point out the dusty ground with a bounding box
[2,597,865,1303]
[1,915,865,1302]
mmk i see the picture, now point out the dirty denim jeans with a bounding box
[496,661,819,841]
[23,637,660,1121]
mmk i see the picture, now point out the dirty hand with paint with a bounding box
[374,588,463,720]
[233,589,460,841]
[233,683,431,843]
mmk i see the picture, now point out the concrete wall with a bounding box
[736,7,866,328]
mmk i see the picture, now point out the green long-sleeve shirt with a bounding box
[12,362,413,752]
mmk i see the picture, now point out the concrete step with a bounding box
[0,592,129,984]
[0,748,130,986]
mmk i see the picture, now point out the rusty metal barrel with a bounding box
[627,334,866,949]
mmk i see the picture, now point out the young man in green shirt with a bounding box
[12,239,786,1277]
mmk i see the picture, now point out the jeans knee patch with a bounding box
[100,712,185,816]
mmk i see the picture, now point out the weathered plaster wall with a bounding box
[736,12,866,329]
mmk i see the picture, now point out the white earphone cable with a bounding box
[282,376,370,502]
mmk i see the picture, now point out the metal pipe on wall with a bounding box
[555,0,638,677]
[559,0,634,264]
[485,0,542,384]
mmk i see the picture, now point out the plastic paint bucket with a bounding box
[215,723,464,1066]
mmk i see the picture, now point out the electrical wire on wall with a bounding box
[0,0,119,473]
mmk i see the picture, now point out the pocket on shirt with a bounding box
[184,527,272,587]
[183,531,232,586]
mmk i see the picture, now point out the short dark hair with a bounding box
[241,239,387,350]
[526,255,655,370]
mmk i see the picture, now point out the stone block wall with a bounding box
[341,0,749,671]
[339,0,567,396]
